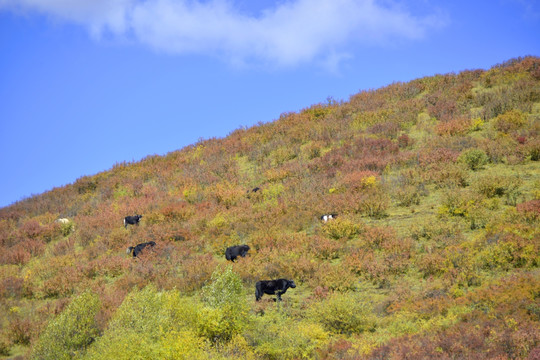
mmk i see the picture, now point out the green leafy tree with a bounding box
[198,266,249,342]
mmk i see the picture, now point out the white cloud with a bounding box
[0,0,444,67]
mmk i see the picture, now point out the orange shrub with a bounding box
[309,236,343,260]
[177,254,219,292]
[340,170,379,192]
[435,117,472,136]
[361,225,397,250]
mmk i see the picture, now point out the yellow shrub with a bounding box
[470,117,484,131]
[321,218,362,240]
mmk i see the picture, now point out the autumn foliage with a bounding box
[0,57,539,359]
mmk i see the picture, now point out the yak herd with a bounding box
[113,192,337,302]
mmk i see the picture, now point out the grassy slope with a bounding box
[0,56,539,359]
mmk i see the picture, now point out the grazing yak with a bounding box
[246,187,261,199]
[55,218,70,224]
[124,215,143,228]
[225,245,250,262]
[255,279,296,301]
[127,241,156,258]
[320,213,337,222]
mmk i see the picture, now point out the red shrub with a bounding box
[397,133,413,148]
[0,245,31,265]
[361,225,397,250]
[516,199,540,222]
[367,121,400,139]
[418,147,460,166]
[177,254,218,292]
[427,96,458,121]
[7,317,33,345]
[19,219,43,238]
[52,237,75,256]
[0,276,24,298]
[318,339,353,359]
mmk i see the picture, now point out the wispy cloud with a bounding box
[0,0,445,68]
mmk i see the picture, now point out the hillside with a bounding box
[1,56,539,359]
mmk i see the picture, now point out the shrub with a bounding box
[472,174,522,204]
[85,286,209,360]
[355,188,390,218]
[178,254,219,291]
[393,185,423,206]
[0,338,9,357]
[248,309,329,360]
[475,234,538,271]
[398,133,413,148]
[494,109,526,133]
[270,146,297,166]
[312,263,359,291]
[426,163,469,188]
[516,199,540,223]
[0,276,24,299]
[438,190,476,218]
[435,117,471,136]
[57,220,74,236]
[482,136,523,164]
[309,292,376,335]
[32,291,101,360]
[0,244,31,265]
[198,266,250,343]
[7,316,33,346]
[310,236,342,260]
[320,218,362,240]
[208,182,244,208]
[458,148,489,170]
[470,117,484,131]
[340,171,379,192]
[417,252,447,277]
[201,266,244,309]
[527,138,540,161]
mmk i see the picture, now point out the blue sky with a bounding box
[0,0,539,208]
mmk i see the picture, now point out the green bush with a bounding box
[32,291,100,360]
[201,266,244,308]
[472,174,522,205]
[0,338,10,357]
[458,148,489,170]
[59,221,74,236]
[84,286,206,360]
[198,266,249,343]
[248,309,329,360]
[309,292,376,335]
